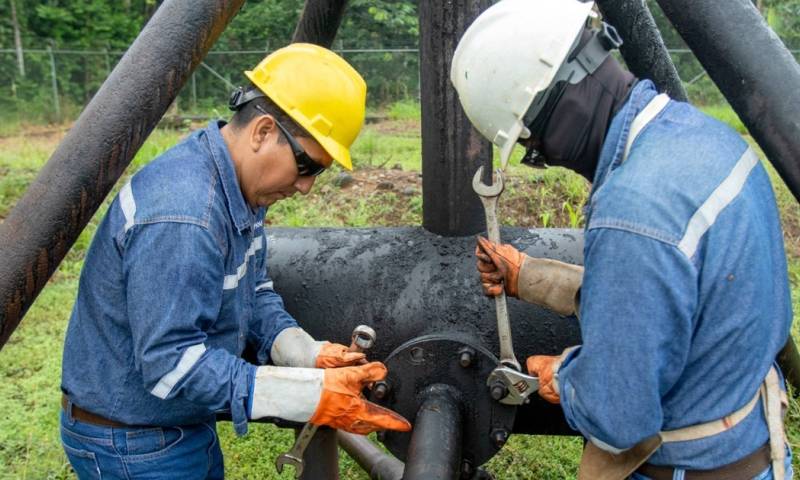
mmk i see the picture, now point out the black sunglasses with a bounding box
[253,104,327,177]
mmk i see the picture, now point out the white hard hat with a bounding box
[452,0,616,169]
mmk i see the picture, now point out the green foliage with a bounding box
[699,104,748,135]
[387,99,421,121]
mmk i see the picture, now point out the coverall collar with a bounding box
[205,120,256,233]
[591,80,659,194]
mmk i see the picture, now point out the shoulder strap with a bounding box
[621,93,670,164]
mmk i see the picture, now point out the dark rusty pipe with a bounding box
[292,0,349,47]
[266,227,583,365]
[266,226,582,442]
[402,385,463,480]
[654,0,800,392]
[338,431,405,480]
[595,0,687,101]
[419,0,493,237]
[0,0,245,350]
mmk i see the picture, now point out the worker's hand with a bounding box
[526,355,561,404]
[475,236,525,298]
[315,342,367,368]
[310,362,412,434]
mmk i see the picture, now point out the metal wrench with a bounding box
[275,325,377,478]
[472,166,521,372]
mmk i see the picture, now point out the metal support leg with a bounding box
[299,427,339,480]
[338,431,405,480]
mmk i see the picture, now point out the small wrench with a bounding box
[275,325,377,478]
[472,166,521,372]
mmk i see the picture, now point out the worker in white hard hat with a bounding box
[452,1,793,478]
[60,44,410,479]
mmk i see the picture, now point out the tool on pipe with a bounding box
[472,167,540,405]
[275,325,377,478]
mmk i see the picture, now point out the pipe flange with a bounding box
[370,334,516,467]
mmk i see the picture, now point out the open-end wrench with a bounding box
[472,166,521,372]
[275,325,377,478]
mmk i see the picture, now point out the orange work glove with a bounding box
[526,355,561,404]
[309,362,412,434]
[475,236,525,298]
[315,342,367,368]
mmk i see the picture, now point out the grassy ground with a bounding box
[0,106,799,479]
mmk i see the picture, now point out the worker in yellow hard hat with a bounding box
[60,43,410,479]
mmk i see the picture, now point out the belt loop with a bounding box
[65,398,76,425]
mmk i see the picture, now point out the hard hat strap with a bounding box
[228,85,267,111]
[522,22,622,133]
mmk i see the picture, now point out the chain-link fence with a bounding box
[0,45,421,123]
[0,45,798,123]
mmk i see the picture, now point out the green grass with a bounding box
[1,114,800,478]
[699,104,748,135]
[386,99,421,121]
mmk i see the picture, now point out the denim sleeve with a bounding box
[558,227,697,450]
[123,222,256,435]
[248,228,299,365]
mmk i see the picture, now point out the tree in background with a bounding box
[1,0,799,120]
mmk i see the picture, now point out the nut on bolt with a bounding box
[373,381,390,400]
[489,381,508,401]
[490,428,509,448]
[460,460,474,479]
[458,347,476,368]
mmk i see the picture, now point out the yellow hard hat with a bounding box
[245,43,367,170]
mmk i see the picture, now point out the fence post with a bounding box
[191,73,197,111]
[47,45,61,120]
[104,47,111,76]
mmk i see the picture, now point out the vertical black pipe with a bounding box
[419,0,492,237]
[654,0,800,204]
[289,3,352,477]
[338,431,405,480]
[292,0,349,46]
[595,0,687,101]
[299,427,340,480]
[402,385,463,480]
[0,0,245,350]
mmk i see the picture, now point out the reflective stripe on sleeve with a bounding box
[150,343,207,399]
[223,236,263,290]
[678,148,759,258]
[120,182,137,232]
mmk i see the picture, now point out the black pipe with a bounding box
[419,0,493,237]
[289,4,350,477]
[338,431,405,480]
[402,385,463,480]
[299,427,340,480]
[595,0,687,101]
[654,0,800,203]
[266,226,581,441]
[654,0,800,393]
[292,0,349,47]
[0,0,245,349]
[267,227,583,365]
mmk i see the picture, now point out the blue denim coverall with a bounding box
[60,121,296,477]
[557,81,793,476]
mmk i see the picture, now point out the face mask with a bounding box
[524,52,635,181]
